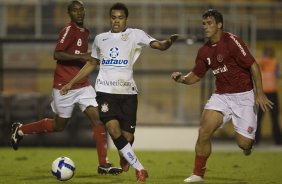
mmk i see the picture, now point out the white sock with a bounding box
[120,143,144,171]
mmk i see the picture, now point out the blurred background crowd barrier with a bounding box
[0,0,282,147]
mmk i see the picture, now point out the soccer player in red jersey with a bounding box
[171,9,273,183]
[10,0,122,175]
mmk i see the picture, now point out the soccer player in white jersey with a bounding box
[60,2,178,182]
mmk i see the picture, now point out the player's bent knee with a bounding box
[122,131,134,142]
[198,127,213,141]
[237,140,253,150]
[236,133,254,150]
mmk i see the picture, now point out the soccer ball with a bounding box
[51,156,75,181]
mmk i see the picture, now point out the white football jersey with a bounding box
[91,28,156,94]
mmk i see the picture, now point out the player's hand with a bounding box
[255,92,274,112]
[169,34,179,43]
[171,72,183,83]
[60,83,72,95]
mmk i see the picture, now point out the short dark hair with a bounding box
[68,0,84,12]
[202,9,223,29]
[109,2,129,18]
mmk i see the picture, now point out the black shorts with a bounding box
[96,92,138,133]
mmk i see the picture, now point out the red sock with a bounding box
[92,124,108,166]
[19,118,54,135]
[193,155,208,177]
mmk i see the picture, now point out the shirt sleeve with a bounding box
[55,26,75,52]
[192,50,209,78]
[91,36,100,60]
[228,34,255,69]
[135,29,156,48]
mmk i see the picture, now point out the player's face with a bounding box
[110,10,127,33]
[68,3,85,27]
[202,16,221,42]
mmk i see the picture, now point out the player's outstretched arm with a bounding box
[60,58,99,95]
[171,71,201,85]
[54,51,91,62]
[150,34,179,51]
[250,62,274,112]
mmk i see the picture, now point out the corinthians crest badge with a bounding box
[101,103,109,112]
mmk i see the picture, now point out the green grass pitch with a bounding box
[0,147,281,184]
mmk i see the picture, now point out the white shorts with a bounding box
[51,85,98,118]
[204,90,257,140]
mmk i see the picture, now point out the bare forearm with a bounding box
[69,62,96,85]
[181,73,201,85]
[153,40,172,51]
[250,62,274,111]
[171,72,201,85]
[250,62,264,93]
[54,51,92,63]
[54,51,81,60]
[151,34,178,51]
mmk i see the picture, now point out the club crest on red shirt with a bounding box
[217,54,223,62]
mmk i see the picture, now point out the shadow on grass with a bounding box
[156,174,247,184]
[204,176,247,184]
[23,173,133,184]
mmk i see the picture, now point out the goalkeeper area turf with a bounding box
[0,147,281,184]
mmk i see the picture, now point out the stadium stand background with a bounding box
[0,0,282,147]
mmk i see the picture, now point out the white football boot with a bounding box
[184,174,204,183]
